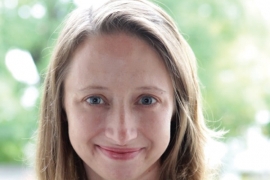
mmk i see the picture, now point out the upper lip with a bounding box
[98,146,142,153]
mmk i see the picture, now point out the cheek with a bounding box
[66,107,104,147]
[142,109,172,144]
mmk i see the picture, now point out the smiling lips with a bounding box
[97,146,143,160]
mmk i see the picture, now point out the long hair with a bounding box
[36,0,216,179]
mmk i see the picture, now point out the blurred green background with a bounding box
[0,0,270,179]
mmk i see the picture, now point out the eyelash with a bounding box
[85,95,158,106]
[138,95,157,105]
[86,96,105,105]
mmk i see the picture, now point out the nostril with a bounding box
[105,127,137,145]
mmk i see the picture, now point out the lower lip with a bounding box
[97,146,142,160]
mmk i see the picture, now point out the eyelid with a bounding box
[85,95,106,105]
[137,95,158,105]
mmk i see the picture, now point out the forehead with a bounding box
[77,32,153,59]
[65,33,172,90]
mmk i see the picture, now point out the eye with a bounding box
[86,96,104,105]
[138,96,157,105]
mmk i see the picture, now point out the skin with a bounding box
[64,33,174,180]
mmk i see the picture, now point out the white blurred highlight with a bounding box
[73,0,108,8]
[5,49,40,85]
[20,86,39,108]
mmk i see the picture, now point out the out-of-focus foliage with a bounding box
[0,0,75,163]
[0,0,269,163]
[157,0,270,137]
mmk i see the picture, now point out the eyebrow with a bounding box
[78,85,109,92]
[136,86,167,93]
[78,85,166,93]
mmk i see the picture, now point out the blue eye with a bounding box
[139,96,157,105]
[86,96,104,104]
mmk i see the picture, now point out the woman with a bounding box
[36,0,218,179]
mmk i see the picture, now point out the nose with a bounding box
[105,104,137,145]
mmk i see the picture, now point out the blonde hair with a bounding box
[36,0,216,179]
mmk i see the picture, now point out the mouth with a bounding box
[96,145,143,160]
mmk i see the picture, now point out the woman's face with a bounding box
[64,33,174,180]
